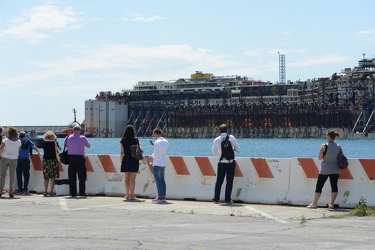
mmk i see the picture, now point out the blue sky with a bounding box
[1,0,374,126]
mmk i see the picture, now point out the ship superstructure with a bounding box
[85,57,375,138]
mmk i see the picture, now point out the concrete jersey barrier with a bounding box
[3,155,375,208]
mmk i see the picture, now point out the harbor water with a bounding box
[55,138,375,159]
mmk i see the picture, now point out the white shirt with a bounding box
[212,133,240,161]
[151,137,169,166]
[2,138,21,160]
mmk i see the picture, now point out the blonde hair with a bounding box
[43,130,57,140]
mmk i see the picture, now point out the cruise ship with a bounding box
[85,56,375,139]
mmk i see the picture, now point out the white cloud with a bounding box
[356,29,375,35]
[288,55,350,67]
[120,14,163,22]
[1,44,233,93]
[0,4,82,43]
[244,49,260,57]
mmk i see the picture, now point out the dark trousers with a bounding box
[213,161,236,202]
[16,157,30,192]
[315,174,340,193]
[68,155,87,196]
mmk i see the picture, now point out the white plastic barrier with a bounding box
[2,155,375,208]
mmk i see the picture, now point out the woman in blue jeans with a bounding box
[148,128,169,204]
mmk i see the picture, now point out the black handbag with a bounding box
[59,146,69,165]
[337,147,348,169]
[130,138,143,160]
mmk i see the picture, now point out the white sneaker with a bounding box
[328,203,334,209]
[152,197,165,204]
[306,203,317,209]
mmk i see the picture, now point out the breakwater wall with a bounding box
[4,154,375,208]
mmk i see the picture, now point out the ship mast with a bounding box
[73,108,77,122]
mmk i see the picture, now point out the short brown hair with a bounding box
[73,124,82,131]
[7,126,19,141]
[219,124,227,133]
[153,128,162,135]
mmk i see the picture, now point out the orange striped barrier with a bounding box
[287,158,372,207]
[5,154,373,208]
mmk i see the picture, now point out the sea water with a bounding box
[56,138,375,159]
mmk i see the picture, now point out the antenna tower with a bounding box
[278,53,286,84]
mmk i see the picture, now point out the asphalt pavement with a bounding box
[0,193,374,249]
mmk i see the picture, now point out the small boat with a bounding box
[31,109,82,148]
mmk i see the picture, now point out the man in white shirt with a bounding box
[212,124,240,205]
[149,128,169,204]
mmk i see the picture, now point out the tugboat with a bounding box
[32,109,82,149]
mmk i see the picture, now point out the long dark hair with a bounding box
[122,125,135,139]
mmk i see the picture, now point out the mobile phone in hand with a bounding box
[150,140,154,145]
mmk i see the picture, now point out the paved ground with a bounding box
[0,192,374,249]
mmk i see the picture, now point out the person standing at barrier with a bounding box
[148,128,169,204]
[65,125,90,198]
[212,123,240,205]
[307,130,342,209]
[17,131,41,195]
[42,131,60,196]
[120,125,141,200]
[0,126,21,198]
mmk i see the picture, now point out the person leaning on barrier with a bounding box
[307,129,342,209]
[212,123,240,205]
[17,131,41,195]
[42,131,60,196]
[64,125,90,198]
